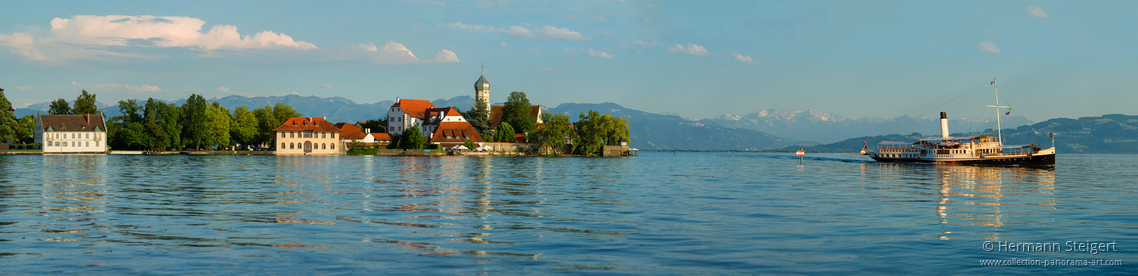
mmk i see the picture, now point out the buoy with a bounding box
[860,150,867,155]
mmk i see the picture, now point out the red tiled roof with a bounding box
[335,122,368,139]
[489,105,541,129]
[392,99,436,119]
[372,133,391,141]
[272,117,342,132]
[429,122,485,143]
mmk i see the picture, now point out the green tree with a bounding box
[153,100,182,150]
[181,94,209,150]
[73,90,99,115]
[493,122,515,142]
[463,140,478,151]
[0,90,17,143]
[49,98,71,115]
[230,105,259,148]
[143,99,168,151]
[387,132,403,149]
[501,91,535,138]
[253,105,276,148]
[606,116,630,146]
[359,118,386,134]
[109,99,150,150]
[535,112,576,155]
[462,100,491,136]
[573,110,611,155]
[272,103,302,124]
[206,102,231,149]
[17,115,36,143]
[400,125,428,149]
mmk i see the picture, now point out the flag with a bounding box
[1006,108,1011,115]
[862,141,867,151]
[991,79,995,85]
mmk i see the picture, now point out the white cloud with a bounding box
[50,15,316,50]
[15,86,33,91]
[502,26,535,38]
[536,68,568,73]
[186,86,204,92]
[1025,6,1049,18]
[330,41,457,65]
[72,81,165,94]
[432,49,460,63]
[500,41,507,47]
[667,43,708,56]
[733,52,758,64]
[625,40,662,48]
[447,22,590,41]
[535,26,591,41]
[444,22,496,33]
[321,84,334,89]
[565,48,614,59]
[0,15,317,61]
[977,41,1002,54]
[217,87,232,93]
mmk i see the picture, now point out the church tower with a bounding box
[474,64,491,116]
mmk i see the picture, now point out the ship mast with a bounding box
[984,78,1008,144]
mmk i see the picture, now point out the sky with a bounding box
[0,0,1134,122]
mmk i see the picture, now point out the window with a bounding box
[281,142,285,148]
[86,141,89,147]
[304,143,312,150]
[290,143,295,149]
[321,143,326,149]
[86,133,89,139]
[96,141,99,147]
[322,132,326,139]
[331,133,335,138]
[290,132,295,138]
[304,131,313,138]
[282,132,286,138]
[331,144,335,149]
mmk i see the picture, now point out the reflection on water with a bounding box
[0,153,1134,274]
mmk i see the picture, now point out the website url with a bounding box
[980,258,1123,267]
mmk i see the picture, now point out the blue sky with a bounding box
[0,0,1133,121]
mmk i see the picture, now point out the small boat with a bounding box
[866,79,1055,166]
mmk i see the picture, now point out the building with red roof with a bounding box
[272,117,342,155]
[385,98,436,136]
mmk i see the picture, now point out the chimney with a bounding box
[940,112,949,138]
[86,114,90,124]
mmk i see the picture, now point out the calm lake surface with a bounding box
[1,152,1136,274]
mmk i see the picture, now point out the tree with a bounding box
[181,94,209,150]
[230,105,259,148]
[17,115,36,143]
[463,100,491,136]
[573,110,610,155]
[153,100,182,150]
[535,112,576,155]
[272,103,302,124]
[359,119,386,134]
[463,140,478,151]
[143,99,168,151]
[0,90,17,143]
[253,105,276,148]
[49,98,71,115]
[606,116,630,146]
[493,122,515,142]
[73,90,99,115]
[109,99,149,150]
[401,125,427,149]
[387,132,403,149]
[206,102,231,149]
[501,91,535,138]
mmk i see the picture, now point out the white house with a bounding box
[36,114,108,153]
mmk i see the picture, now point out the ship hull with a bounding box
[871,152,1055,166]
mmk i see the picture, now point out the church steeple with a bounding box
[474,64,490,114]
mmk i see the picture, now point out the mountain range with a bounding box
[15,94,1125,152]
[791,114,1138,154]
[706,109,1032,144]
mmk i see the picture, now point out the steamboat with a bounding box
[865,80,1056,166]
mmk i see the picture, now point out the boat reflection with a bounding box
[873,163,1055,240]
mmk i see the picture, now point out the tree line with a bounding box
[0,88,37,144]
[106,95,301,151]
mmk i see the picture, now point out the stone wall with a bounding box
[602,145,630,157]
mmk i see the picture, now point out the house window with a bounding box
[281,142,285,148]
[322,132,326,139]
[86,133,89,139]
[290,143,295,149]
[331,133,336,138]
[86,141,89,147]
[331,144,335,150]
[96,141,99,147]
[321,143,326,149]
[282,132,286,138]
[290,132,295,138]
[304,131,313,138]
[304,143,312,150]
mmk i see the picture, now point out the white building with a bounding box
[36,114,108,153]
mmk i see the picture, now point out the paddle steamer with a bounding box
[866,80,1055,166]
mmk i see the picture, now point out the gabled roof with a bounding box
[392,99,436,119]
[489,105,541,129]
[429,122,485,143]
[372,133,391,141]
[423,107,463,125]
[335,122,369,139]
[272,117,341,132]
[39,114,106,132]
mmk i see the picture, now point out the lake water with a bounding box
[1,152,1135,274]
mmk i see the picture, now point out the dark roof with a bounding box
[430,122,485,143]
[40,114,106,132]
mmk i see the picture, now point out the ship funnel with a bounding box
[940,112,949,138]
